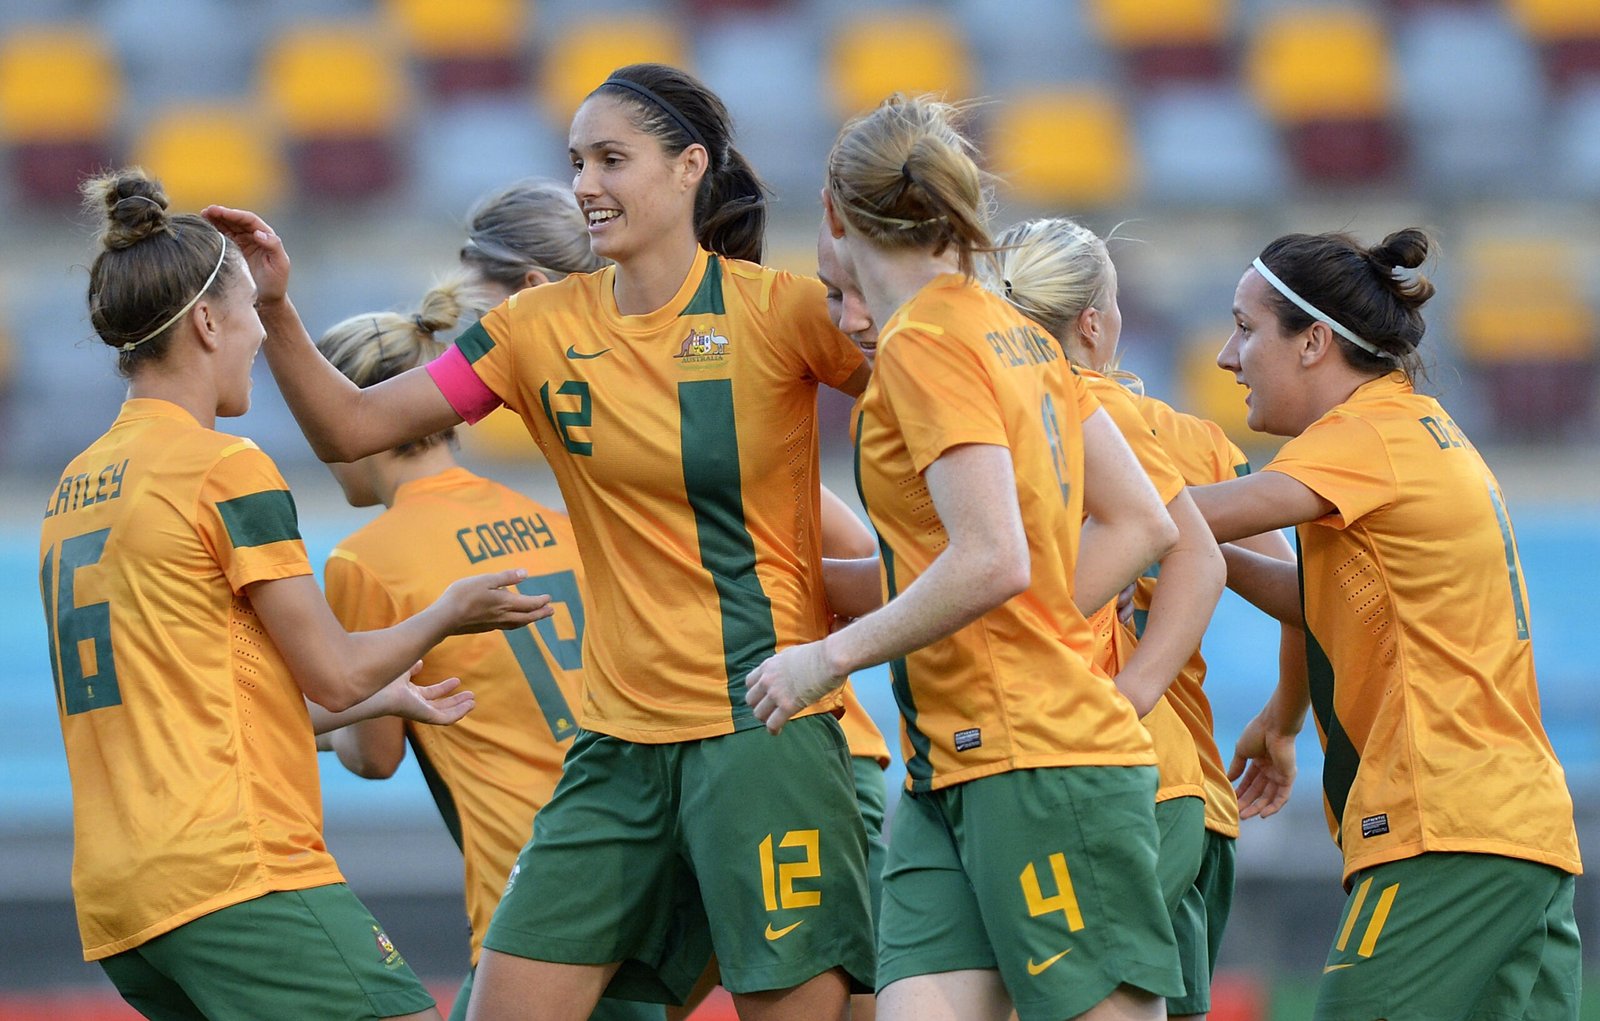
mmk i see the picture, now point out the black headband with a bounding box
[599,77,708,152]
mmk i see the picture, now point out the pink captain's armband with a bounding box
[425,346,503,425]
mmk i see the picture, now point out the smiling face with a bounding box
[816,219,879,366]
[211,257,264,419]
[569,95,702,265]
[1218,268,1319,436]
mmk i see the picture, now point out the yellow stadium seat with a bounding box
[1247,8,1392,123]
[261,24,407,136]
[828,11,973,117]
[991,90,1134,207]
[540,17,689,121]
[1505,0,1600,40]
[0,25,119,142]
[134,104,285,212]
[386,0,525,59]
[1178,332,1257,452]
[1091,0,1231,48]
[1455,240,1595,360]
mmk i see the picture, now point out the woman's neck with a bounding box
[128,361,216,429]
[373,445,462,508]
[854,243,961,332]
[611,231,702,316]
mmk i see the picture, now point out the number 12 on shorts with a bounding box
[758,830,821,911]
[1020,852,1085,932]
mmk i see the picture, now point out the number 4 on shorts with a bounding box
[1020,853,1085,932]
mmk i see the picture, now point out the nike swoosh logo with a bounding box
[1323,963,1355,973]
[565,345,611,359]
[764,920,804,941]
[1026,948,1071,975]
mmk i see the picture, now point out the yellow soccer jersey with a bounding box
[1264,374,1579,880]
[446,248,864,742]
[838,683,890,767]
[1135,393,1252,838]
[1078,371,1204,805]
[324,467,586,963]
[39,399,339,961]
[853,275,1155,792]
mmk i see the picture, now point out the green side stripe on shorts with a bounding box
[853,410,933,787]
[679,256,725,316]
[217,490,300,549]
[1298,531,1360,840]
[679,378,772,727]
[407,734,464,852]
[456,321,496,364]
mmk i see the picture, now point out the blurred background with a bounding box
[0,0,1597,1018]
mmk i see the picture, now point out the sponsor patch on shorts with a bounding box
[1361,813,1390,838]
[954,728,982,752]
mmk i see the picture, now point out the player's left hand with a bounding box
[745,640,843,735]
[380,665,476,727]
[1229,709,1297,819]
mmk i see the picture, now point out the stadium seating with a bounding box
[1551,84,1600,197]
[413,98,568,215]
[1454,238,1598,434]
[1246,7,1401,184]
[1177,330,1253,450]
[1089,0,1235,87]
[1136,86,1286,206]
[989,88,1135,208]
[261,23,409,200]
[133,103,285,211]
[539,16,689,122]
[0,25,120,204]
[385,0,528,99]
[1505,0,1600,88]
[828,10,973,118]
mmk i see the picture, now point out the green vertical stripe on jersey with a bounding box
[1298,530,1361,844]
[854,410,934,788]
[217,490,300,549]
[679,256,725,316]
[456,321,496,364]
[679,378,772,728]
[407,734,464,852]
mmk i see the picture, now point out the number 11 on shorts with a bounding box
[758,830,822,911]
[1020,852,1085,931]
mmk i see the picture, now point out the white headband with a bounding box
[1251,257,1395,362]
[119,234,229,353]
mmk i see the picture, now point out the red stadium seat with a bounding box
[260,23,409,200]
[1506,0,1600,88]
[1089,0,1236,87]
[384,0,529,99]
[1246,8,1402,184]
[0,25,120,204]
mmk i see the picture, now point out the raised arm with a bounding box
[250,568,548,712]
[745,443,1029,732]
[1111,488,1225,717]
[203,205,463,462]
[1075,408,1180,614]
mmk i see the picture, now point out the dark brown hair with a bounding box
[1256,228,1436,378]
[592,63,769,263]
[82,167,238,376]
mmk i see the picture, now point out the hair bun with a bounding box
[82,167,171,251]
[1368,227,1435,307]
[414,273,474,335]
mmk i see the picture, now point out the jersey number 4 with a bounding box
[40,529,123,715]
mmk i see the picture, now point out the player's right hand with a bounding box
[440,568,552,634]
[202,205,291,304]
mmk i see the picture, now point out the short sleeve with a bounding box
[438,299,520,421]
[197,442,312,593]
[1225,440,1252,478]
[1071,369,1100,422]
[874,325,1006,474]
[1264,412,1397,529]
[773,273,867,391]
[1094,381,1185,505]
[324,550,403,633]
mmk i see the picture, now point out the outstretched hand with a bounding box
[744,640,844,735]
[441,568,553,634]
[1229,710,1298,820]
[202,205,291,304]
[379,666,476,727]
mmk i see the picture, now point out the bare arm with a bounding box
[819,485,882,618]
[745,443,1030,732]
[1075,409,1180,614]
[250,568,548,712]
[1231,625,1310,819]
[1112,489,1225,717]
[1189,470,1333,545]
[324,715,409,779]
[1221,527,1303,626]
[203,205,463,462]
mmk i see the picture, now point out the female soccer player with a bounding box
[41,169,548,1021]
[206,62,876,1021]
[458,177,610,293]
[314,278,663,1021]
[746,95,1185,1021]
[992,217,1304,1019]
[1192,229,1581,1020]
